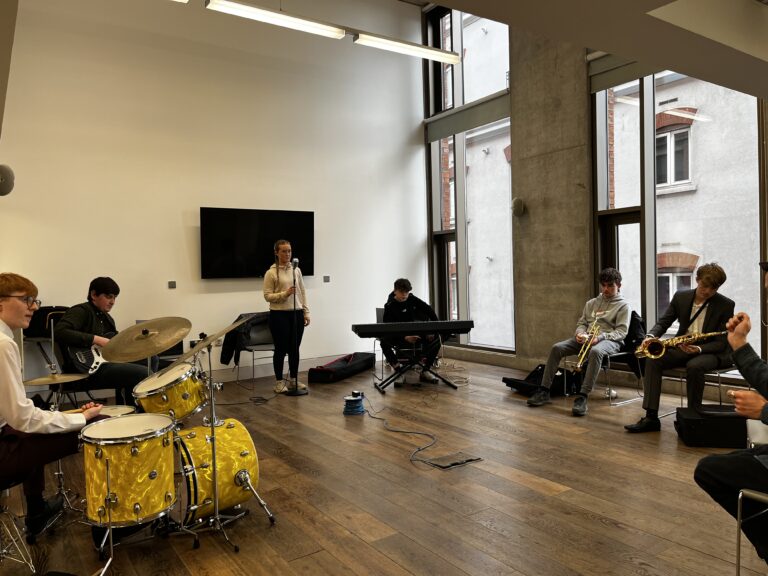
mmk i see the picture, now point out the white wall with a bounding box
[0,0,430,377]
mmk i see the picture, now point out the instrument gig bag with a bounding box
[308,352,375,384]
[674,405,747,448]
[503,364,579,397]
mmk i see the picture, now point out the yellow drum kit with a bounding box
[55,314,272,563]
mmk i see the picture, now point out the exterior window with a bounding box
[656,128,690,185]
[439,13,453,110]
[439,136,456,231]
[426,7,511,349]
[657,271,693,318]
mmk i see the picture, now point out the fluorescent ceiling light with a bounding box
[353,32,461,65]
[168,0,189,3]
[205,0,346,40]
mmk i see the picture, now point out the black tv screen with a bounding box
[200,207,314,279]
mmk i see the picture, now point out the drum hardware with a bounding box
[234,470,274,524]
[175,325,275,551]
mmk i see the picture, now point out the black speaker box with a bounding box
[674,405,747,448]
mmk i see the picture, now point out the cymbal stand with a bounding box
[183,339,241,551]
[181,339,275,550]
[93,458,116,575]
[49,380,82,514]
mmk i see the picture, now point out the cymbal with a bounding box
[166,313,255,369]
[101,316,192,363]
[24,373,89,387]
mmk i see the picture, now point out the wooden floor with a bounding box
[3,360,766,576]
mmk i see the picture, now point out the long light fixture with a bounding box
[204,0,461,65]
[353,32,461,65]
[205,0,346,40]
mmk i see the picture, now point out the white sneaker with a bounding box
[287,378,307,390]
[274,380,288,393]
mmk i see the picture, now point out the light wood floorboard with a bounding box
[2,359,765,575]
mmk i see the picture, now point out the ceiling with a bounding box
[427,0,768,98]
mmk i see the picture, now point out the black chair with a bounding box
[601,310,646,406]
[220,312,274,383]
[24,307,97,408]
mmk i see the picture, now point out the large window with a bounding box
[596,71,761,351]
[426,8,512,349]
[465,119,513,347]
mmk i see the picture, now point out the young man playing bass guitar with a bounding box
[55,277,148,406]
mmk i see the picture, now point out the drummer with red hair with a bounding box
[0,272,102,539]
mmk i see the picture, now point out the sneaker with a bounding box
[527,387,551,407]
[274,379,288,393]
[295,380,307,391]
[572,394,588,417]
[25,494,63,539]
[624,416,661,433]
[419,371,438,384]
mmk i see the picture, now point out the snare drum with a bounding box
[80,413,176,526]
[99,405,135,418]
[133,363,207,421]
[177,418,259,525]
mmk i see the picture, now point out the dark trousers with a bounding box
[269,310,304,380]
[380,335,441,369]
[0,425,79,503]
[694,445,768,560]
[642,349,721,411]
[88,362,150,405]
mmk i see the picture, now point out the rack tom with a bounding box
[132,363,207,421]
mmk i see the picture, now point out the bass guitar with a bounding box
[67,332,115,374]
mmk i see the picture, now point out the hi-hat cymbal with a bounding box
[24,373,89,387]
[101,316,192,363]
[166,313,255,369]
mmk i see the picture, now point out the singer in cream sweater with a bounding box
[263,239,310,393]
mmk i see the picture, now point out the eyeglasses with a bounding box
[0,295,42,308]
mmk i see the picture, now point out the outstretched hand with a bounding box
[728,389,767,419]
[726,312,750,351]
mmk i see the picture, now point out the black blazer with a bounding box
[649,289,735,363]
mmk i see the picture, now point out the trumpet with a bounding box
[634,330,727,360]
[574,319,600,371]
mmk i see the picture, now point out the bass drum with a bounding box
[176,418,259,526]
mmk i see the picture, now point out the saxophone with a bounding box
[634,331,727,360]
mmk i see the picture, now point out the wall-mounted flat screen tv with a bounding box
[200,207,314,279]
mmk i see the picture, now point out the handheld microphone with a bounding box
[292,258,299,269]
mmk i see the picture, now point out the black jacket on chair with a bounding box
[220,312,272,366]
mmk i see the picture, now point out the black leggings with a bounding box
[269,310,304,380]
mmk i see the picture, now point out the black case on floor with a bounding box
[308,352,375,384]
[674,405,747,448]
[503,364,578,397]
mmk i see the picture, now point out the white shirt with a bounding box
[0,319,85,433]
[688,302,707,335]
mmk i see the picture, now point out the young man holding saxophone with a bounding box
[625,262,734,433]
